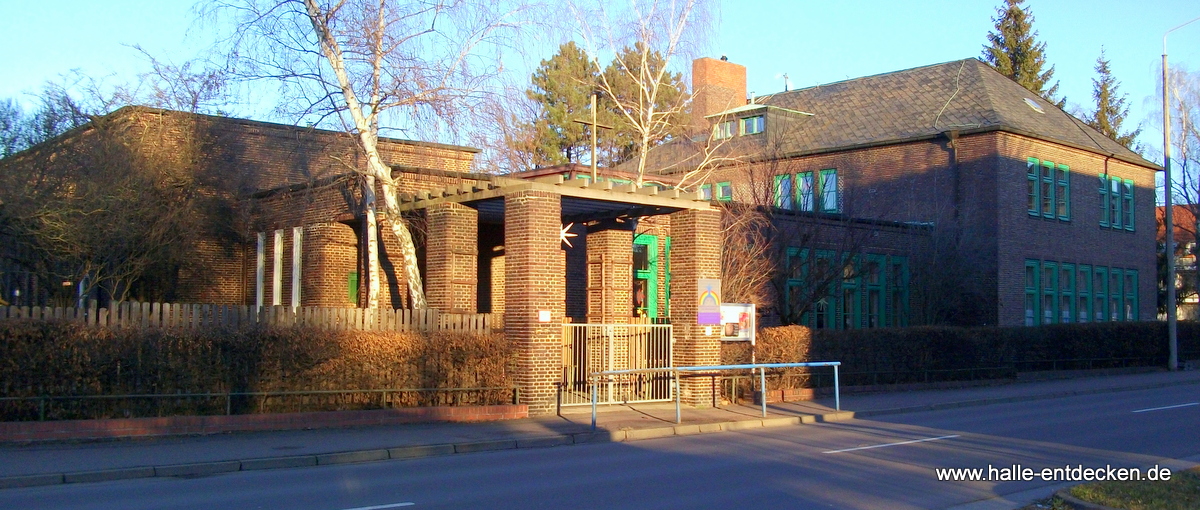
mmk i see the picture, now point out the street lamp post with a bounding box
[1163,15,1200,371]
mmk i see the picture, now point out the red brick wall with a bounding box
[692,58,747,133]
[426,203,479,313]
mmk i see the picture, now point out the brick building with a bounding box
[638,57,1161,328]
[0,106,482,309]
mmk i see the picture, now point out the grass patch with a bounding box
[1067,467,1200,510]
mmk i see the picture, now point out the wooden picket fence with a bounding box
[0,302,494,333]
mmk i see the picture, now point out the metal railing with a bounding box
[588,362,841,429]
[0,386,520,422]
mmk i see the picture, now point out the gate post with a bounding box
[504,190,564,416]
[668,208,722,407]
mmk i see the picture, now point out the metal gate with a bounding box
[560,323,673,405]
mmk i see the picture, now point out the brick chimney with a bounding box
[691,57,747,134]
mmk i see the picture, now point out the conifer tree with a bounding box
[1086,49,1141,151]
[982,0,1063,107]
[523,41,605,166]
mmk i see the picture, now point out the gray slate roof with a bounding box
[643,58,1158,174]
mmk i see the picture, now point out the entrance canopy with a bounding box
[395,173,716,223]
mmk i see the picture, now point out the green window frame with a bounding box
[819,169,840,213]
[1099,175,1110,228]
[839,255,860,330]
[713,120,735,140]
[716,181,733,202]
[864,254,884,328]
[1042,261,1058,324]
[1056,164,1070,220]
[774,174,794,210]
[1109,269,1122,322]
[1077,265,1092,323]
[797,171,815,212]
[1059,263,1075,323]
[1122,179,1134,231]
[1093,266,1108,322]
[699,183,713,201]
[1110,178,1122,229]
[1125,270,1138,321]
[741,115,764,135]
[1024,260,1040,326]
[1041,161,1056,220]
[1027,158,1040,217]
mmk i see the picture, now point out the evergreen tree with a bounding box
[522,41,607,167]
[518,42,689,170]
[1086,49,1142,151]
[982,0,1063,107]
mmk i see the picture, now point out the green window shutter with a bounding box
[1041,162,1055,219]
[1024,260,1040,326]
[1099,176,1109,227]
[664,237,671,316]
[1042,261,1058,324]
[1060,263,1075,323]
[1077,265,1092,323]
[774,174,794,209]
[1027,158,1040,216]
[348,271,359,305]
[1123,179,1135,231]
[1057,164,1070,220]
[1127,270,1138,321]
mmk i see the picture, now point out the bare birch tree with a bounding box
[208,0,528,309]
[570,0,712,186]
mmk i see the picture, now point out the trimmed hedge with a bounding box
[0,320,512,420]
[722,321,1200,388]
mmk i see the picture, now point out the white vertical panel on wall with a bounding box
[273,229,283,307]
[292,226,303,308]
[256,232,265,308]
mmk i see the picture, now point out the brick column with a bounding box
[586,226,634,323]
[426,203,478,313]
[504,191,564,415]
[668,208,723,407]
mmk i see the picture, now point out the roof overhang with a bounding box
[395,174,716,223]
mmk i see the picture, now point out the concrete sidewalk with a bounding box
[3,369,1199,489]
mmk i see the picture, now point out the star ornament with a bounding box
[560,223,578,248]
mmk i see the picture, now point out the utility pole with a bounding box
[1163,15,1200,371]
[574,92,613,181]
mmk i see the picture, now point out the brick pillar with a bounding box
[504,191,564,415]
[668,208,723,407]
[426,203,478,313]
[586,226,633,323]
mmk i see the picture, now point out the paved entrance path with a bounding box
[3,369,1199,489]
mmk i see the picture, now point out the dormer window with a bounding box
[741,115,764,135]
[713,120,736,140]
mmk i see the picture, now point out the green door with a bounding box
[633,235,658,318]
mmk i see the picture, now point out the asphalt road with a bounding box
[2,384,1198,510]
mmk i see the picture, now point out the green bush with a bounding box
[0,320,512,420]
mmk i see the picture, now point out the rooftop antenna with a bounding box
[775,73,792,92]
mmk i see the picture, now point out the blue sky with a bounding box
[1,0,1198,156]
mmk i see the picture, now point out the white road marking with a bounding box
[1132,402,1199,413]
[340,503,415,510]
[822,434,960,454]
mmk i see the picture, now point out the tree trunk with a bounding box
[364,174,380,309]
